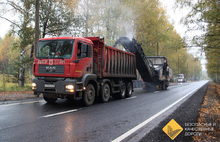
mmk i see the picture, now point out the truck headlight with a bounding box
[32,83,37,90]
[65,85,74,92]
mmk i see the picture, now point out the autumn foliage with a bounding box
[0,0,203,88]
[193,82,220,141]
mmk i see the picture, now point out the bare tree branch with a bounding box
[0,15,21,29]
[6,0,26,15]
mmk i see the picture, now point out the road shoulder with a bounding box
[0,91,42,105]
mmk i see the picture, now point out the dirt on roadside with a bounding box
[192,82,220,141]
[0,91,41,101]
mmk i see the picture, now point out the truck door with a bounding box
[74,42,93,77]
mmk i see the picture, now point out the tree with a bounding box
[39,0,79,38]
[175,0,220,83]
[0,34,11,73]
[0,33,20,81]
[134,0,173,55]
[76,0,135,45]
[0,0,80,86]
[134,0,202,80]
[0,1,35,86]
[12,1,35,87]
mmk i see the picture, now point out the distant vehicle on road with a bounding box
[177,74,185,83]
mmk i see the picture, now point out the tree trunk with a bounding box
[18,51,25,87]
[18,66,25,87]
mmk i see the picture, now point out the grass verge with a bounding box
[0,83,32,92]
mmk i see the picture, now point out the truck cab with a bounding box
[148,56,169,80]
[32,37,95,104]
[147,56,170,90]
[33,37,93,78]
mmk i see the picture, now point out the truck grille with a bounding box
[38,65,65,74]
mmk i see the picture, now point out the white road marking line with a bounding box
[154,91,159,93]
[40,109,78,118]
[0,100,44,107]
[111,85,202,142]
[126,96,137,100]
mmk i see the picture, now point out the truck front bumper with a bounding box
[32,77,79,95]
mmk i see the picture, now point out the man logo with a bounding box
[49,60,53,66]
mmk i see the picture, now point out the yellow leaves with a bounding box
[0,33,19,71]
[56,0,80,11]
[0,34,11,63]
[193,82,220,141]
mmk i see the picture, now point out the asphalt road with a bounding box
[0,81,208,142]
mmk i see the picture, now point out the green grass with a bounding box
[0,73,33,92]
[0,83,32,92]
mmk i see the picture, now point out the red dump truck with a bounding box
[32,37,136,106]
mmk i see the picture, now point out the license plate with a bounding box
[45,84,55,88]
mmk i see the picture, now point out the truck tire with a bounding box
[83,84,95,106]
[43,96,57,103]
[165,86,168,90]
[119,82,126,99]
[164,83,168,90]
[125,82,133,98]
[161,83,164,90]
[161,82,167,90]
[100,83,110,103]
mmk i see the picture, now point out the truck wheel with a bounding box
[125,82,133,98]
[100,83,110,103]
[84,84,95,106]
[43,96,57,103]
[119,82,126,99]
[165,86,168,90]
[161,82,166,90]
[164,83,168,90]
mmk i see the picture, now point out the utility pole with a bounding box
[178,56,179,74]
[35,0,40,48]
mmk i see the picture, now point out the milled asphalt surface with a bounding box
[140,82,209,142]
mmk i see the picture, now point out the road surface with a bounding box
[0,81,208,142]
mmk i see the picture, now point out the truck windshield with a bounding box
[36,40,75,59]
[148,58,165,65]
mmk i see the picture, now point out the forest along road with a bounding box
[0,81,208,142]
